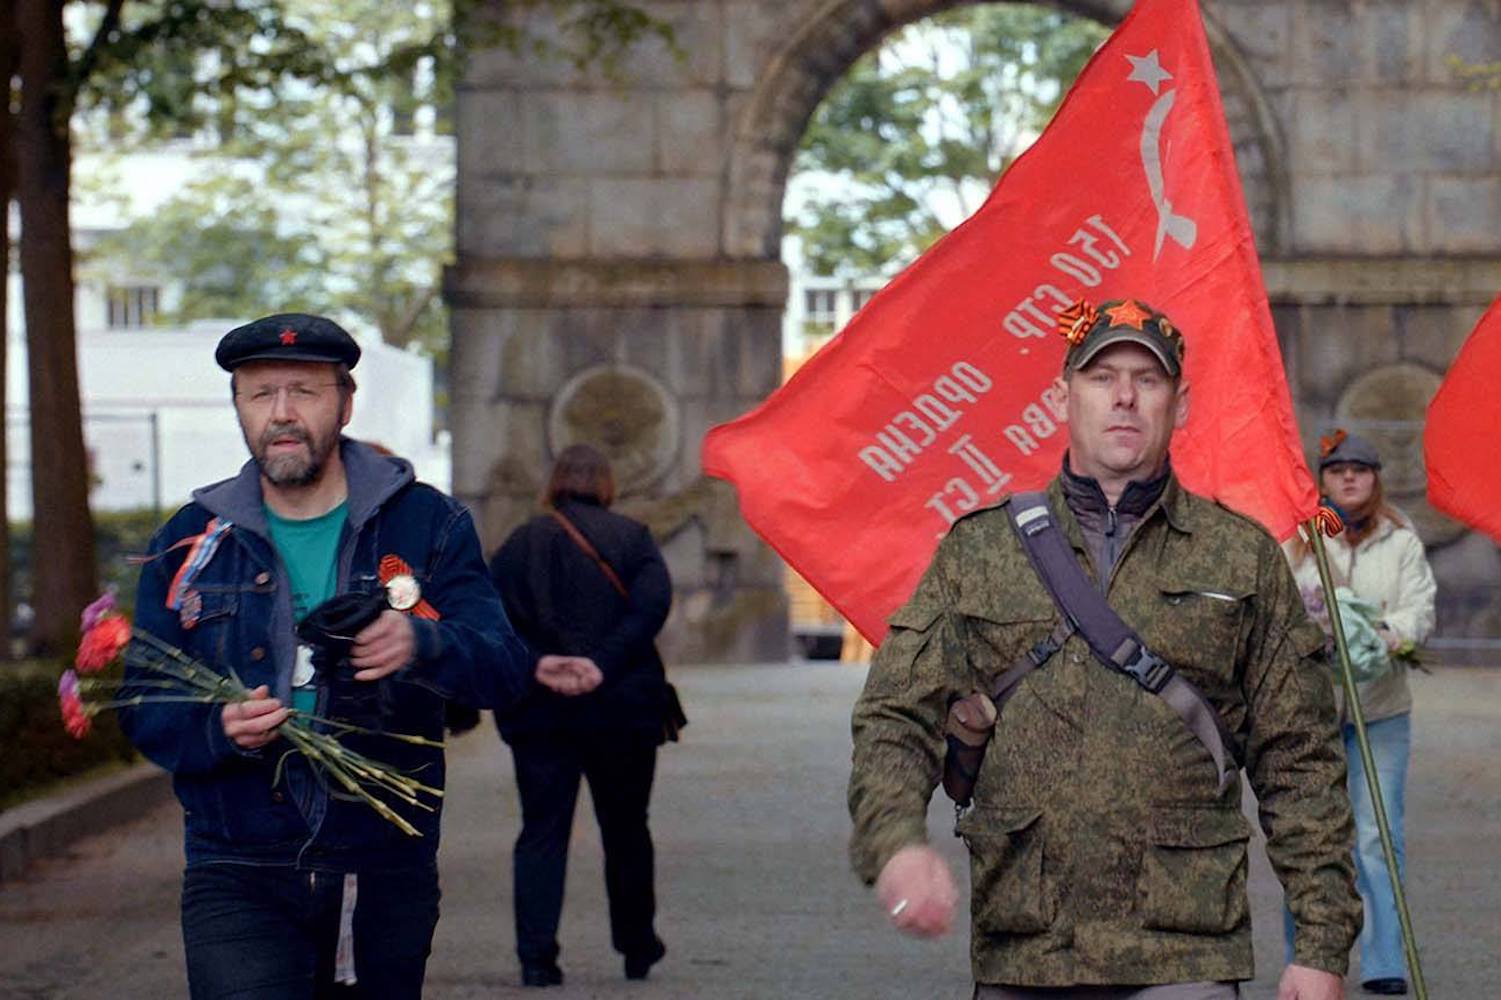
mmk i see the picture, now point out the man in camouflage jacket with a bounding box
[849,300,1361,1000]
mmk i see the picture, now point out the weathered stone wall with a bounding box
[1270,273,1501,648]
[1221,0,1501,650]
[452,0,1501,662]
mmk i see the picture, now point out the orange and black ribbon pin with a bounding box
[378,554,441,620]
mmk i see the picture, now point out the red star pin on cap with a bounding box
[1104,300,1152,330]
[215,313,362,372]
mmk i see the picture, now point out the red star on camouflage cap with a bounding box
[1059,297,1184,378]
[1104,299,1152,330]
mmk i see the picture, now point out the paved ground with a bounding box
[1,662,1497,999]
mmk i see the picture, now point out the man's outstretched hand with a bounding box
[1277,965,1344,1000]
[875,844,957,938]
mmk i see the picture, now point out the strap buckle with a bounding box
[1027,620,1074,667]
[1119,645,1174,693]
[1027,632,1062,667]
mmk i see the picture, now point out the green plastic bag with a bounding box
[1331,586,1392,684]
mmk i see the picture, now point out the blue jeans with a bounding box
[1283,713,1410,981]
[181,861,440,999]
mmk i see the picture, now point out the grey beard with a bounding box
[259,448,324,487]
[253,424,335,487]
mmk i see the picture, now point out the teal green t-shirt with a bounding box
[265,501,348,713]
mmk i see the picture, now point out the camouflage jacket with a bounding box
[848,476,1361,986]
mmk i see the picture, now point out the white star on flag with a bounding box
[1126,50,1172,94]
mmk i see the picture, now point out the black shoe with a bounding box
[623,938,667,980]
[1361,979,1408,996]
[521,962,563,987]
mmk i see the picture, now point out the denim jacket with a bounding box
[120,439,535,870]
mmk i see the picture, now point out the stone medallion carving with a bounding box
[548,365,679,494]
[1334,362,1462,547]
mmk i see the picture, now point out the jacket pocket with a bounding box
[1152,584,1250,687]
[957,594,1056,669]
[958,806,1051,934]
[181,769,307,847]
[867,601,945,693]
[1139,807,1251,934]
[181,588,239,667]
[887,602,942,632]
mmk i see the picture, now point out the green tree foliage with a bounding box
[5,0,663,653]
[1448,54,1501,90]
[83,0,455,351]
[91,177,329,323]
[78,0,670,354]
[788,4,1108,277]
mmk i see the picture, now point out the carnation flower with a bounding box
[58,670,92,739]
[76,614,132,673]
[61,601,445,835]
[80,589,118,633]
[63,704,92,739]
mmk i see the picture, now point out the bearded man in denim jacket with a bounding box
[120,313,602,999]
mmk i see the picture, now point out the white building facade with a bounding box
[4,122,452,522]
[2,309,449,521]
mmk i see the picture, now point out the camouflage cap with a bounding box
[215,313,361,372]
[1318,428,1382,471]
[1057,298,1185,378]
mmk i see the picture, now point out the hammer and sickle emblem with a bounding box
[1127,50,1198,261]
[1140,91,1198,261]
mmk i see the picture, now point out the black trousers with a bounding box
[509,732,659,966]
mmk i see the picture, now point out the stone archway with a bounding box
[724,0,1290,258]
[452,0,1501,661]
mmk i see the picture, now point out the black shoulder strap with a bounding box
[1006,491,1240,793]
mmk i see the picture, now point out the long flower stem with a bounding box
[102,626,442,837]
[290,711,445,748]
[87,695,225,712]
[289,724,442,807]
[281,727,422,837]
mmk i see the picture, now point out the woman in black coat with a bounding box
[488,444,672,988]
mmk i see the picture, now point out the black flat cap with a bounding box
[215,313,361,372]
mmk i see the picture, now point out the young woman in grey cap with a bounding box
[1283,430,1436,997]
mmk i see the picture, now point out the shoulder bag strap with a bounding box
[1005,491,1240,793]
[549,507,629,600]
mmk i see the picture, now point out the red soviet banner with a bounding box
[702,0,1316,642]
[1426,293,1501,544]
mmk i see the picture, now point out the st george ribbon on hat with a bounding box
[1318,428,1382,471]
[1055,297,1186,378]
[215,313,362,372]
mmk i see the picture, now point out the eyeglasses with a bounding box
[236,382,342,410]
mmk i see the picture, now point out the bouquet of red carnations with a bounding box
[60,591,443,836]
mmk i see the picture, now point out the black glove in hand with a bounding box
[296,590,390,659]
[296,590,391,726]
